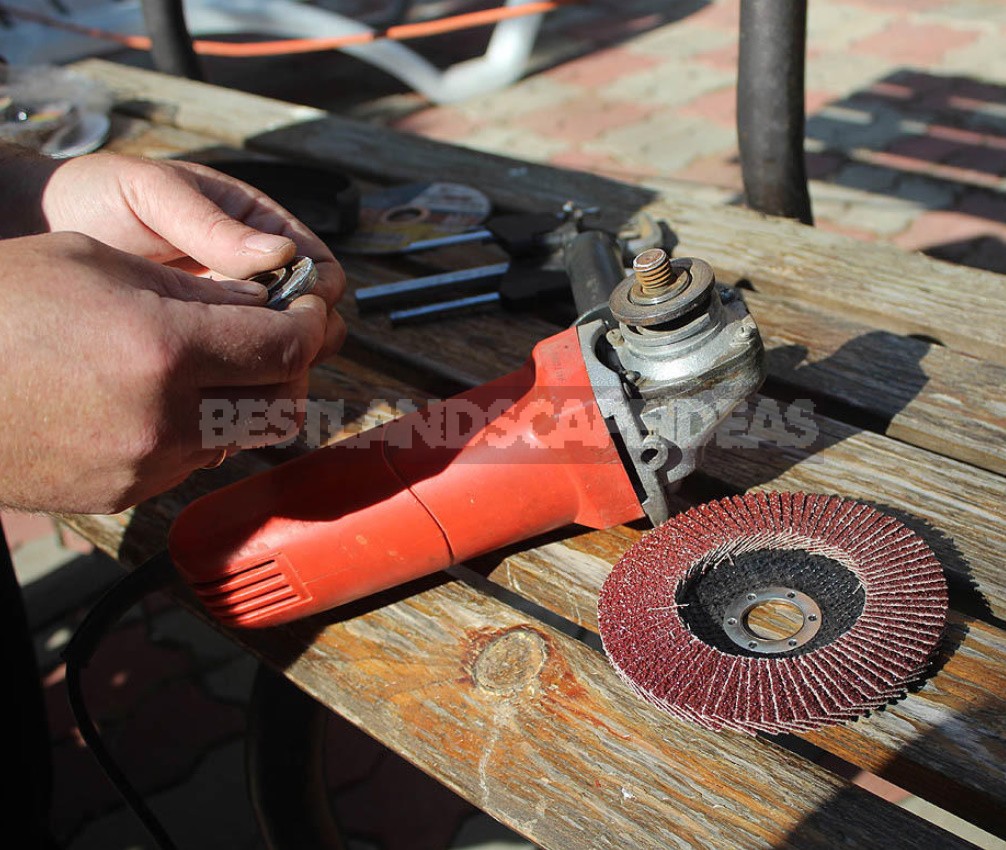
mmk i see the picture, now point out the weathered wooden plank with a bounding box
[59,516,971,849]
[336,291,1006,625]
[61,358,1006,837]
[743,290,1006,476]
[74,59,1006,365]
[100,87,1006,479]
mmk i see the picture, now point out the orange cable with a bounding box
[0,1,577,58]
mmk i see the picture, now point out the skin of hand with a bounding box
[0,151,347,513]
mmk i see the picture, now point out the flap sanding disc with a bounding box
[598,492,949,735]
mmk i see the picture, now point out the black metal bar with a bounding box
[246,665,345,850]
[737,0,813,225]
[1,520,58,848]
[140,0,204,80]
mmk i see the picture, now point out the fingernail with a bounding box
[243,233,293,254]
[220,280,268,298]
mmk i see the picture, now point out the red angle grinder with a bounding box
[169,249,766,628]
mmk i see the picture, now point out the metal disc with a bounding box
[40,111,110,159]
[332,182,491,255]
[597,492,949,735]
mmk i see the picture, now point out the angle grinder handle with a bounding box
[168,327,643,628]
[564,230,626,316]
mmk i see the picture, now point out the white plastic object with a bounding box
[0,0,546,104]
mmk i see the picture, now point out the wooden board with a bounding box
[98,89,1006,480]
[73,59,1006,366]
[60,59,1006,847]
[61,358,1006,838]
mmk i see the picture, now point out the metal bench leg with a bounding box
[737,0,813,225]
[246,663,345,850]
[140,0,204,80]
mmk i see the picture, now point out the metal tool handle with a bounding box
[564,230,626,316]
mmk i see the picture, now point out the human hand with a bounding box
[0,232,345,514]
[37,152,345,309]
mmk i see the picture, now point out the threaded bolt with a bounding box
[632,248,683,295]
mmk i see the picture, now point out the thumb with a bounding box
[126,166,298,278]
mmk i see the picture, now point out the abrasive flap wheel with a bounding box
[597,492,949,735]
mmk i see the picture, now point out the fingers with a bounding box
[196,374,310,452]
[173,293,330,389]
[120,161,301,279]
[141,160,346,305]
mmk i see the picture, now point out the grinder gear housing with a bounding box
[169,252,765,627]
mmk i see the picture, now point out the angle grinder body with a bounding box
[168,255,765,628]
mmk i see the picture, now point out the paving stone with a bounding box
[15,543,123,629]
[893,208,1003,252]
[2,509,58,552]
[806,101,911,152]
[687,0,741,32]
[66,740,264,850]
[810,182,922,237]
[679,85,737,128]
[108,676,246,794]
[458,124,569,164]
[454,76,578,124]
[587,112,735,174]
[835,162,900,193]
[542,45,663,90]
[449,812,535,849]
[515,94,656,144]
[671,149,742,191]
[547,148,660,185]
[804,51,901,97]
[50,735,123,841]
[334,749,475,849]
[806,2,897,51]
[148,606,247,667]
[43,620,194,743]
[625,18,735,60]
[324,713,389,793]
[201,653,259,704]
[598,61,735,111]
[392,106,481,143]
[890,171,958,209]
[848,19,982,66]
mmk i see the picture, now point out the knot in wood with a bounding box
[473,628,548,695]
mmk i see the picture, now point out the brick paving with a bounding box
[4,0,1006,847]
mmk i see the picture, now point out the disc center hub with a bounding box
[723,586,821,654]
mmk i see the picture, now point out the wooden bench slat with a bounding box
[101,84,1006,480]
[74,59,1006,366]
[75,532,978,850]
[62,358,1006,838]
[743,290,1006,476]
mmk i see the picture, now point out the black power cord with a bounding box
[62,551,182,850]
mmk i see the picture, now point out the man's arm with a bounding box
[0,142,61,238]
[0,146,346,513]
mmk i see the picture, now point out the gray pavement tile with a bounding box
[202,653,259,704]
[68,739,265,850]
[16,546,123,629]
[147,606,248,667]
[450,812,536,849]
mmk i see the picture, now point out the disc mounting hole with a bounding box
[384,205,427,223]
[745,599,806,641]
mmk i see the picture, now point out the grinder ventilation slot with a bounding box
[597,492,949,735]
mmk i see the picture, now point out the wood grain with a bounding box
[60,509,973,849]
[98,82,1006,480]
[74,59,1006,365]
[65,59,1006,845]
[743,289,1006,476]
[60,359,1006,836]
